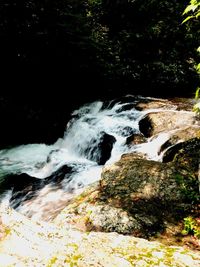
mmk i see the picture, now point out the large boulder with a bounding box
[135,97,195,111]
[135,99,176,111]
[158,126,200,155]
[169,97,197,111]
[54,153,198,239]
[0,207,200,267]
[97,132,116,165]
[139,111,197,137]
[163,138,200,173]
[85,132,116,165]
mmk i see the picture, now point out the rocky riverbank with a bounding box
[0,97,199,266]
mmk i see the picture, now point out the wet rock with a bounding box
[126,133,147,146]
[139,111,197,137]
[46,165,73,184]
[2,165,73,210]
[86,132,116,165]
[98,133,116,165]
[121,152,146,160]
[135,97,195,111]
[169,97,196,111]
[162,138,200,169]
[118,126,135,137]
[135,99,175,111]
[159,126,200,154]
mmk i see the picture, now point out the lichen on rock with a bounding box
[0,207,200,266]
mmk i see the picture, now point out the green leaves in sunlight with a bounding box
[182,216,200,239]
[182,0,200,23]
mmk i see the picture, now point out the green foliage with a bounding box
[87,0,199,95]
[0,0,102,85]
[193,87,200,114]
[182,216,200,238]
[194,47,200,114]
[183,0,200,111]
[182,0,200,23]
[0,0,199,96]
[195,87,200,99]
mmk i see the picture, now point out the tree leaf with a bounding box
[182,15,195,23]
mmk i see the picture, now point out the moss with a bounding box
[64,243,82,266]
[4,228,11,236]
[163,247,177,266]
[0,226,11,241]
[47,256,58,267]
[111,244,195,267]
[64,253,82,267]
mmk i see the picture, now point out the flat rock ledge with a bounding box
[0,207,200,267]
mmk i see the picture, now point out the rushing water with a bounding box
[0,95,180,221]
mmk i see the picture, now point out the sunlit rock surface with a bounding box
[139,111,197,138]
[135,98,176,111]
[135,97,195,112]
[0,207,200,267]
[159,126,200,155]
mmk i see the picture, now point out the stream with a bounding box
[0,95,181,221]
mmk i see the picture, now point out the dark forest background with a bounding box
[0,0,199,148]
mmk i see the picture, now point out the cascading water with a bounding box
[0,95,182,221]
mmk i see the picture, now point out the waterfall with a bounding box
[0,95,179,221]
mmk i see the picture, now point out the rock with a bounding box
[162,138,200,173]
[126,134,147,146]
[0,173,40,209]
[121,153,146,160]
[85,132,116,165]
[135,99,175,111]
[98,132,116,165]
[3,165,73,211]
[55,154,197,238]
[139,111,197,137]
[135,97,195,111]
[46,164,73,184]
[99,158,192,233]
[1,207,200,267]
[169,97,196,111]
[159,126,200,155]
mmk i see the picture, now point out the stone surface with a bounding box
[54,153,198,239]
[159,126,200,155]
[126,133,147,146]
[139,111,197,137]
[135,97,195,111]
[0,207,200,267]
[135,98,176,111]
[95,132,116,165]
